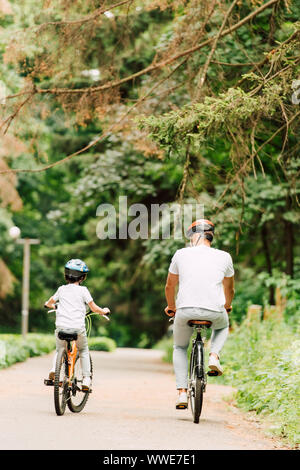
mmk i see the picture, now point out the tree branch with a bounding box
[194,0,239,101]
[32,0,281,96]
[215,110,300,204]
[34,0,132,31]
[0,59,188,174]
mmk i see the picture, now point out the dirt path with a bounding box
[0,348,286,450]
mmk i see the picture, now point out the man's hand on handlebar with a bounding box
[164,306,176,317]
[225,305,232,314]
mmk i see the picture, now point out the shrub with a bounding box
[218,317,300,447]
[0,333,117,369]
[0,334,55,369]
[88,336,116,352]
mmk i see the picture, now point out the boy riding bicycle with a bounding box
[44,259,110,392]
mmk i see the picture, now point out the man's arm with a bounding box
[165,272,179,315]
[223,276,235,312]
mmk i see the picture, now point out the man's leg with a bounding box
[210,326,229,358]
[208,326,229,375]
[173,313,193,391]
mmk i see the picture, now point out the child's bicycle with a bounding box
[44,307,110,416]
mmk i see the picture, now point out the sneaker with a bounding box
[176,391,188,409]
[48,371,55,381]
[208,355,223,376]
[82,376,91,392]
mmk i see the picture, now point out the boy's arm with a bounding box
[44,297,56,309]
[88,301,110,316]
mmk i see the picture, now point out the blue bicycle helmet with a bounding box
[64,259,89,281]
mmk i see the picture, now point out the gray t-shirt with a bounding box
[53,284,93,329]
[169,245,234,312]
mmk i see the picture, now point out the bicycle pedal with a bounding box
[176,403,188,409]
[44,379,54,386]
[82,387,92,393]
[207,370,219,377]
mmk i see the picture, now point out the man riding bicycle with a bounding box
[164,219,235,409]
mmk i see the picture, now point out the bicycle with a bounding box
[187,319,217,423]
[44,306,110,416]
[167,310,218,424]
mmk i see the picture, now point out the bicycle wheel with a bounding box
[67,353,93,413]
[189,343,203,423]
[54,347,69,416]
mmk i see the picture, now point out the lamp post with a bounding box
[9,226,40,338]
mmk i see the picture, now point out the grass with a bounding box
[154,317,300,447]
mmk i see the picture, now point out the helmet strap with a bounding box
[190,232,213,246]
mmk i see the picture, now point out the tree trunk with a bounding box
[261,224,275,304]
[284,216,294,278]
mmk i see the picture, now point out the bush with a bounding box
[0,333,117,369]
[218,317,300,447]
[88,336,116,352]
[0,334,55,369]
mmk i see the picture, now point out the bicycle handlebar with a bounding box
[101,314,110,322]
[44,304,57,313]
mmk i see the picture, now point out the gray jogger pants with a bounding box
[173,307,229,389]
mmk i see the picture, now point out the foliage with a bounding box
[0,0,299,348]
[0,332,116,369]
[218,317,300,447]
[88,336,116,352]
[0,333,55,368]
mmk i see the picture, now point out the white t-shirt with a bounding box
[168,245,234,312]
[52,284,93,329]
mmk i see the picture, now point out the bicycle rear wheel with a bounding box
[54,348,69,416]
[189,343,203,423]
[67,353,93,413]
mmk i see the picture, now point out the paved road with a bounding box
[0,348,285,450]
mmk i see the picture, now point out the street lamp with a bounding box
[9,226,40,338]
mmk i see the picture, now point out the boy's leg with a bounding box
[76,329,91,378]
[49,330,64,378]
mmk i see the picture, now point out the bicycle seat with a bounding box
[57,331,78,341]
[188,320,212,328]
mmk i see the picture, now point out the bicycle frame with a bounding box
[66,340,77,386]
[190,326,207,387]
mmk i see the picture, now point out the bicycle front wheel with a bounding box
[67,353,93,413]
[189,343,203,423]
[54,348,69,416]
